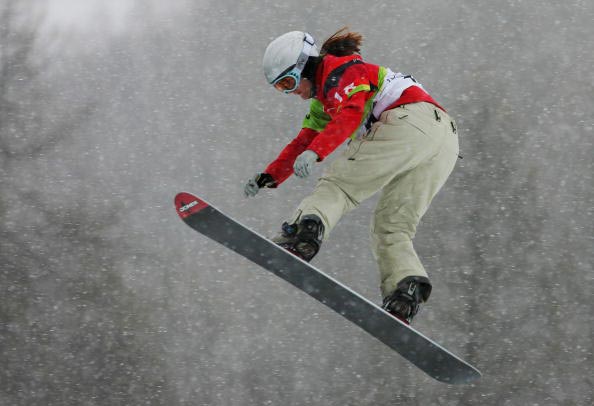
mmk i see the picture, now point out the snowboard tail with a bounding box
[174,192,481,384]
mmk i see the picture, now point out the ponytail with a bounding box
[302,28,363,82]
[320,27,363,57]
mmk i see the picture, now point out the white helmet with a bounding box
[262,31,319,93]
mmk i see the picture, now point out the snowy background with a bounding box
[1,0,593,404]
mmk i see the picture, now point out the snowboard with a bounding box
[174,192,481,384]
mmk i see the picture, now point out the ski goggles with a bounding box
[270,33,315,94]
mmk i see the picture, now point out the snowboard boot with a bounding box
[382,276,432,324]
[272,215,324,262]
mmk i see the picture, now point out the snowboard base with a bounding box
[175,192,481,384]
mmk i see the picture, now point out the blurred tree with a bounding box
[0,3,173,404]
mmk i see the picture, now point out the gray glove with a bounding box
[244,173,275,197]
[293,150,319,179]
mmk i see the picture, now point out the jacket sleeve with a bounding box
[264,127,319,186]
[306,64,371,160]
[264,64,371,184]
[306,90,368,160]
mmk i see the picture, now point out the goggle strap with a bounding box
[270,33,314,84]
[295,33,314,71]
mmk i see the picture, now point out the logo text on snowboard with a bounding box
[179,200,199,213]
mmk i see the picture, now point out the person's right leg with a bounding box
[371,103,459,322]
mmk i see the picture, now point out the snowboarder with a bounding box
[244,28,460,324]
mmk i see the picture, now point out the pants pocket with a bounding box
[362,121,382,141]
[384,107,440,136]
[345,138,364,160]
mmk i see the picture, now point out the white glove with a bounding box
[293,150,319,179]
[244,173,275,197]
[244,175,260,197]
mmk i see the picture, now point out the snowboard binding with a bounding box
[382,276,432,324]
[272,215,324,262]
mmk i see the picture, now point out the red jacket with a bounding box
[265,54,443,186]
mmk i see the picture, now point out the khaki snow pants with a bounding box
[288,102,459,299]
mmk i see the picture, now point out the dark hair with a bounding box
[302,28,363,82]
[320,27,363,56]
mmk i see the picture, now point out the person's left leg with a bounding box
[274,122,412,260]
